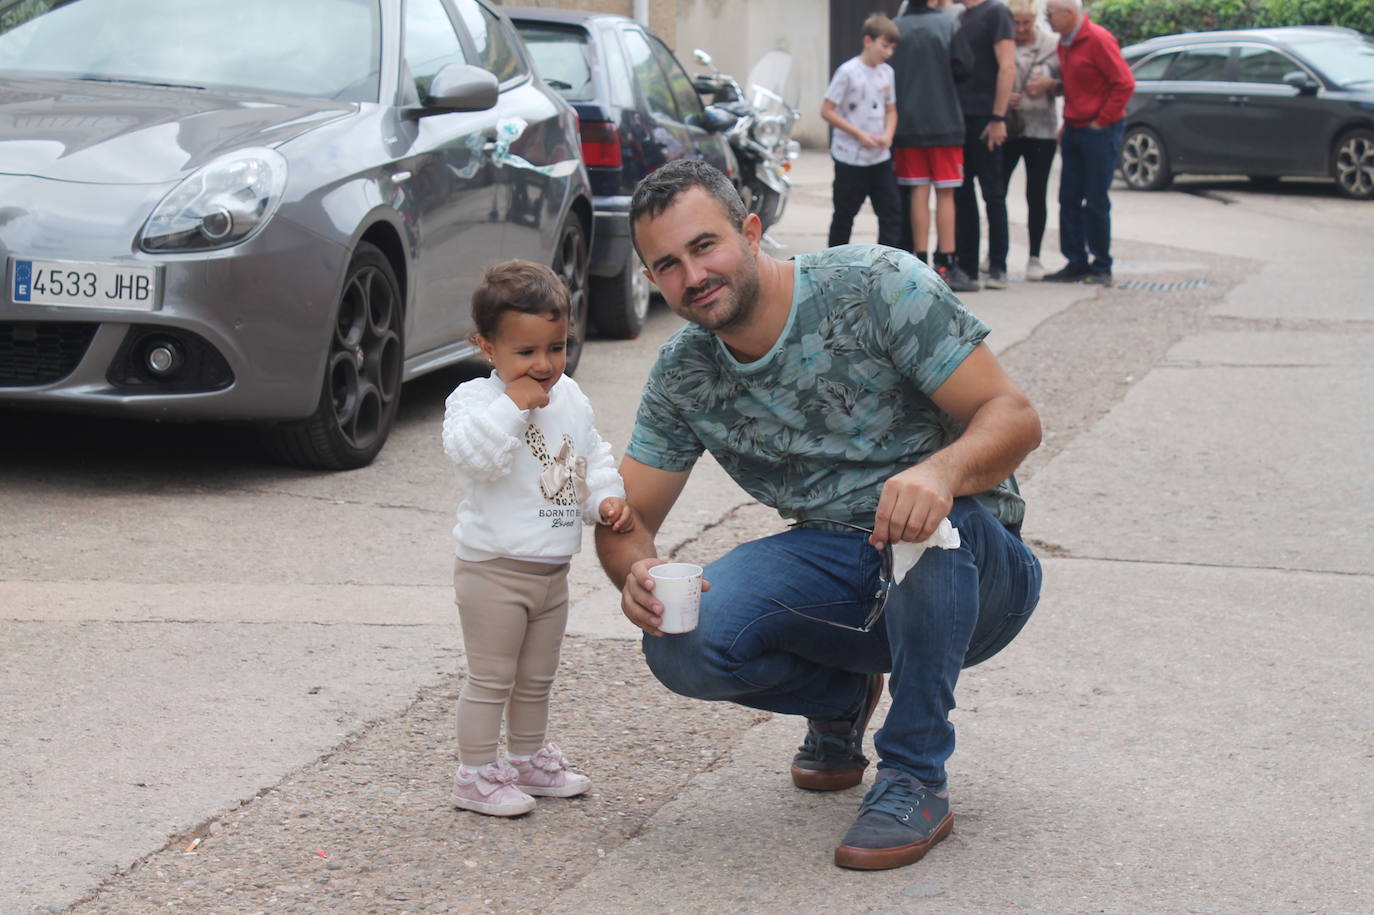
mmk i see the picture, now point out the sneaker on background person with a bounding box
[511,743,592,798]
[983,268,1008,289]
[1025,256,1045,281]
[937,262,981,292]
[451,760,536,817]
[1041,262,1091,283]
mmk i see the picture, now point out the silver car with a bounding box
[0,0,592,469]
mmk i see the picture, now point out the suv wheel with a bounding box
[1333,128,1374,200]
[1119,126,1172,191]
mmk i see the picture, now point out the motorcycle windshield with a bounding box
[746,50,797,116]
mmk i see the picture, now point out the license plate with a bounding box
[11,258,159,310]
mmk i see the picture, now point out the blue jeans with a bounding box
[1058,121,1125,275]
[641,497,1042,792]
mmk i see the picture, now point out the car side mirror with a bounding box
[419,64,499,114]
[1283,70,1319,95]
[698,105,738,133]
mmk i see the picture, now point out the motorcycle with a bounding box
[692,49,802,237]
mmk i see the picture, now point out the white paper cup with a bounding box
[649,562,703,634]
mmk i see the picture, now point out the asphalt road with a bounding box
[2,151,1371,914]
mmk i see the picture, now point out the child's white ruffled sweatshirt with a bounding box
[441,372,624,562]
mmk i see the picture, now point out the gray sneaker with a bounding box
[791,674,884,791]
[834,770,953,870]
[983,268,1008,289]
[937,264,980,293]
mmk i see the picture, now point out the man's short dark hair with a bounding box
[629,159,749,251]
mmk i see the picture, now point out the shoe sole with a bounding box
[833,811,954,870]
[451,794,536,816]
[520,779,591,798]
[983,280,1008,290]
[791,674,885,791]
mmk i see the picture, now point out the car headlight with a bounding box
[752,115,783,149]
[139,148,288,253]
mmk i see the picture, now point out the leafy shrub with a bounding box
[1258,0,1374,32]
[1091,0,1374,46]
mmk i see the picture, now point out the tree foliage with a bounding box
[1092,0,1374,46]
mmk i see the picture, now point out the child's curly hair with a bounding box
[470,260,571,339]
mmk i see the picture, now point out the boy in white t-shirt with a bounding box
[821,13,902,249]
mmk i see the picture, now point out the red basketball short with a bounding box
[893,145,964,189]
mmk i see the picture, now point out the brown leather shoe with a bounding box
[790,673,884,791]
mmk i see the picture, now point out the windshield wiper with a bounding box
[75,75,206,91]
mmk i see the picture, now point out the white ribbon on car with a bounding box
[539,440,589,503]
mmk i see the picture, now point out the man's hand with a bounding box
[1024,75,1056,97]
[859,130,885,150]
[504,376,549,411]
[871,462,956,549]
[599,497,636,532]
[620,557,713,637]
[981,118,1008,150]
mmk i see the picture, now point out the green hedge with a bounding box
[1092,0,1374,47]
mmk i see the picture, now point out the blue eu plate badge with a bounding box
[13,260,32,302]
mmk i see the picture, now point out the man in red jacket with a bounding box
[1037,0,1134,285]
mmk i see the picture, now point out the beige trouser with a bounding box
[453,556,570,765]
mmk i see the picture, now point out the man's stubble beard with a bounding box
[676,238,762,333]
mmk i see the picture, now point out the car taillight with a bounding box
[579,120,623,169]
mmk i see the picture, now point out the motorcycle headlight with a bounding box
[139,148,288,253]
[752,115,783,149]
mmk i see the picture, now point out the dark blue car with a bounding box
[510,8,738,337]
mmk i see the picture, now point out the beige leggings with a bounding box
[453,556,570,766]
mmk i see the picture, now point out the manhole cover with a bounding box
[1116,279,1211,292]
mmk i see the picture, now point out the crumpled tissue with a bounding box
[889,518,961,585]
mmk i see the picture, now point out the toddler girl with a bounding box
[441,260,633,817]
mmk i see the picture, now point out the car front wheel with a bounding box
[261,241,404,470]
[591,246,651,339]
[553,217,590,375]
[1119,126,1172,191]
[1333,128,1374,200]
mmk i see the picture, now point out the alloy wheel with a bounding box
[1121,129,1165,190]
[329,261,402,452]
[1334,131,1374,200]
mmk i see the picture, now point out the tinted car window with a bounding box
[622,27,678,120]
[601,26,636,110]
[520,23,594,100]
[1235,46,1302,84]
[1132,51,1178,81]
[649,34,705,121]
[452,0,524,84]
[403,0,468,101]
[1289,35,1374,87]
[0,0,380,101]
[1172,47,1231,81]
